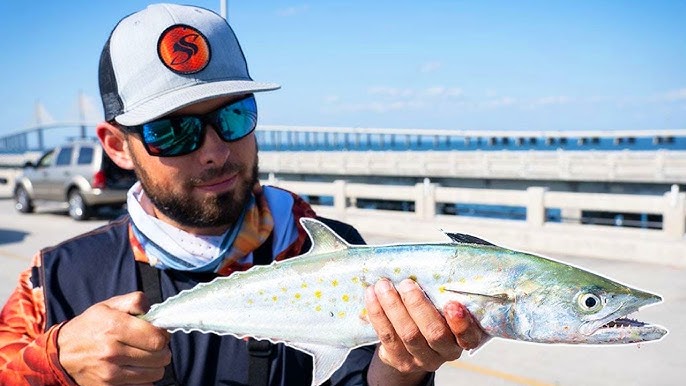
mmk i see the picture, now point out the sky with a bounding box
[0,0,685,137]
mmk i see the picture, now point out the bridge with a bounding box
[1,123,685,267]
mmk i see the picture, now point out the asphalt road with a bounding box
[0,198,683,385]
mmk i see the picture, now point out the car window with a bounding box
[77,146,94,165]
[55,147,73,166]
[37,150,56,168]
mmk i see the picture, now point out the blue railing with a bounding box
[255,126,686,152]
[3,123,685,154]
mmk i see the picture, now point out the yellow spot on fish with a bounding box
[272,296,278,302]
[362,267,369,273]
[258,290,265,295]
[359,308,368,320]
[458,278,467,284]
[408,275,417,281]
[331,280,339,287]
[295,293,302,299]
[315,305,322,312]
[342,294,350,302]
[314,290,322,299]
[247,299,254,304]
[301,282,308,288]
[474,275,483,281]
[439,285,446,294]
[317,277,324,283]
[338,311,346,318]
[394,267,401,274]
[433,273,441,280]
[351,277,359,284]
[281,287,288,293]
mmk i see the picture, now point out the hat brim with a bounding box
[115,80,280,126]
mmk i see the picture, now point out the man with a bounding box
[0,4,482,385]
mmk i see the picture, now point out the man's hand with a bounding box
[57,292,171,386]
[365,278,484,385]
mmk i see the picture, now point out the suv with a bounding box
[13,139,137,220]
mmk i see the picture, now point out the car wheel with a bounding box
[68,190,91,221]
[14,186,34,213]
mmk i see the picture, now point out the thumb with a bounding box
[101,291,151,316]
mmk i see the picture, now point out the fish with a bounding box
[141,218,668,386]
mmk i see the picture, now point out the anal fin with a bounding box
[287,342,351,386]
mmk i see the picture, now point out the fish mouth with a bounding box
[587,316,668,344]
[581,293,668,344]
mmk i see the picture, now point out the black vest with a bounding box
[38,215,374,386]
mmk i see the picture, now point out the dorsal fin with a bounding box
[299,218,350,255]
[444,232,496,246]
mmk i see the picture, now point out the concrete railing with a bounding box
[260,150,686,183]
[268,178,686,267]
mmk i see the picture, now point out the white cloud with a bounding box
[423,86,463,97]
[586,95,613,103]
[366,100,425,113]
[419,61,443,73]
[529,95,573,108]
[483,96,517,108]
[367,86,462,99]
[324,95,340,104]
[276,5,310,17]
[538,96,572,105]
[663,88,686,101]
[367,87,415,98]
[484,89,498,98]
[324,100,425,114]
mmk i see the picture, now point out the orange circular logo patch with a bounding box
[157,24,210,74]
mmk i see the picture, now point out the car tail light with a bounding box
[92,170,106,189]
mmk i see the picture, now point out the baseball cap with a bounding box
[99,3,279,126]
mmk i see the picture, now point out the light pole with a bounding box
[220,0,228,21]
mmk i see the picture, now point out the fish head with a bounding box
[510,266,667,345]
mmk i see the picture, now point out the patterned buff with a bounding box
[128,182,316,275]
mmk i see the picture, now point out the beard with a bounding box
[129,150,259,229]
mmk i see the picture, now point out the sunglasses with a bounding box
[123,95,257,157]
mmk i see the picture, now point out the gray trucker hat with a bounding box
[99,3,279,126]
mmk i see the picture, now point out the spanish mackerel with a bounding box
[141,218,667,385]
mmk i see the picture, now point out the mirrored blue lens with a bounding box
[135,95,258,157]
[215,96,257,142]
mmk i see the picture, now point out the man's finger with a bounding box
[99,292,170,352]
[102,291,150,316]
[444,302,483,350]
[397,280,460,359]
[365,282,400,347]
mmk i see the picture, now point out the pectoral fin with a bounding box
[444,289,513,303]
[287,342,351,386]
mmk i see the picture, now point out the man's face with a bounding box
[126,95,259,234]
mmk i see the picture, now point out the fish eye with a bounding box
[577,293,603,312]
